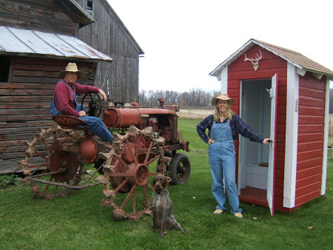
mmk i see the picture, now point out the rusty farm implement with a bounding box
[21,96,190,221]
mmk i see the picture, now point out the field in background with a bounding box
[178,108,213,120]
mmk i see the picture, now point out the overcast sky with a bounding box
[107,0,333,92]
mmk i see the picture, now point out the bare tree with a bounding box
[138,89,218,108]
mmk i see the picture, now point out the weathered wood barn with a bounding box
[75,0,144,104]
[0,0,142,174]
[210,38,333,214]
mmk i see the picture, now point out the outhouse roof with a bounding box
[0,26,113,62]
[210,38,333,78]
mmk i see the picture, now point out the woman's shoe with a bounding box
[213,209,223,214]
[234,212,243,218]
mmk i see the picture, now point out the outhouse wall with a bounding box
[227,45,288,212]
[296,73,326,206]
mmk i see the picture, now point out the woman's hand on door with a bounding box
[262,138,272,144]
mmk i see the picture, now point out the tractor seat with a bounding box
[52,114,89,131]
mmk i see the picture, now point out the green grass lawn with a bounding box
[1,119,333,250]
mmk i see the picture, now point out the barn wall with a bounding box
[227,45,288,212]
[0,56,96,173]
[76,0,140,103]
[0,0,77,36]
[295,73,326,206]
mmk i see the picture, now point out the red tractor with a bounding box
[21,96,190,221]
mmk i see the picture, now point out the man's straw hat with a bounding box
[59,63,84,78]
[211,94,235,106]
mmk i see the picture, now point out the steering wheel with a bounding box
[81,93,102,117]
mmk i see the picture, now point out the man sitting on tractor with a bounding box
[50,62,113,143]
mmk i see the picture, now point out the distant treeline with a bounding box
[138,88,333,112]
[139,89,220,107]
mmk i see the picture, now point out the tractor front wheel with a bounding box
[168,153,191,185]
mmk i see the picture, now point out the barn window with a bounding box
[0,57,10,82]
[87,0,94,17]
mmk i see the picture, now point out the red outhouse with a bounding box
[210,38,333,215]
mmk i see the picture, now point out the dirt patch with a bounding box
[178,109,213,120]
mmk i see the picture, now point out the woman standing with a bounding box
[197,94,271,218]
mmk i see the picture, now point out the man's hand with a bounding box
[79,110,86,117]
[98,89,108,102]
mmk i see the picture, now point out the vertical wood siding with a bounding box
[295,73,325,206]
[77,0,140,103]
[0,56,95,173]
[227,45,288,212]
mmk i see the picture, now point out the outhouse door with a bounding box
[238,74,277,215]
[267,74,277,216]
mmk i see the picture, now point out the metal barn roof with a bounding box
[210,38,333,78]
[0,26,112,62]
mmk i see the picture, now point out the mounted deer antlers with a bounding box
[244,50,262,71]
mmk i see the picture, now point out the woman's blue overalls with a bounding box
[50,80,113,143]
[208,120,242,214]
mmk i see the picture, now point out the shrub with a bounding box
[0,174,23,189]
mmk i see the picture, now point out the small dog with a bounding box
[151,174,185,238]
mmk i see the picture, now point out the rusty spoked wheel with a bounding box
[20,127,91,199]
[100,126,167,221]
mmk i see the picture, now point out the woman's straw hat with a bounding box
[59,63,84,78]
[211,94,235,106]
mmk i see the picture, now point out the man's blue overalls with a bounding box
[208,120,242,214]
[50,81,113,143]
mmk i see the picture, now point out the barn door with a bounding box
[267,74,277,216]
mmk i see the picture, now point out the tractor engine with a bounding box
[103,108,178,145]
